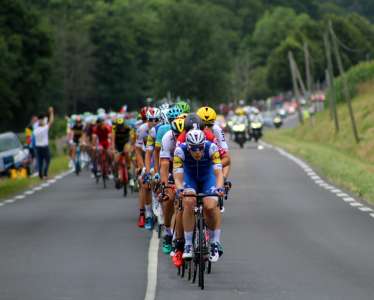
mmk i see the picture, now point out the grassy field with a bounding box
[265,81,374,205]
[0,155,69,201]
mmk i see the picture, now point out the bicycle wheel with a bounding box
[187,260,192,281]
[198,218,205,289]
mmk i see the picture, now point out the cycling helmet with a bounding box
[97,116,104,124]
[167,105,183,121]
[160,108,170,124]
[116,117,124,125]
[176,101,190,113]
[186,129,205,147]
[159,103,170,111]
[185,113,204,131]
[140,106,148,121]
[196,106,216,125]
[146,107,161,120]
[171,118,185,135]
[97,108,106,115]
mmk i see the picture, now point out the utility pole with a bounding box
[288,51,304,124]
[323,32,339,133]
[329,21,360,143]
[304,42,313,94]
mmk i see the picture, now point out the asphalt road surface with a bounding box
[1,142,373,300]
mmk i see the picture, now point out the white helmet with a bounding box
[146,107,161,120]
[186,129,205,147]
[160,108,170,124]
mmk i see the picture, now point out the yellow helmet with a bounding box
[171,118,185,134]
[116,117,124,125]
[235,108,246,116]
[196,106,216,125]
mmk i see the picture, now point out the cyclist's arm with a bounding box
[145,133,155,173]
[173,147,185,190]
[153,146,161,174]
[210,144,224,189]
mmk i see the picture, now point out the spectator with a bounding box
[33,107,54,179]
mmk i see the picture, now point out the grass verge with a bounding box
[0,155,69,201]
[265,80,374,205]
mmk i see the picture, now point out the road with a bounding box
[1,142,374,300]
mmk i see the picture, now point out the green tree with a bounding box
[0,0,52,131]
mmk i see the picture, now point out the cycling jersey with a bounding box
[135,123,150,151]
[212,124,228,151]
[93,124,112,149]
[85,124,95,142]
[160,130,177,160]
[72,123,84,144]
[177,128,215,144]
[155,124,171,148]
[173,141,222,194]
[146,123,163,151]
[113,123,131,152]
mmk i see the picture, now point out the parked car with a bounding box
[0,132,32,176]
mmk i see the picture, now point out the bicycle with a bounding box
[178,192,223,290]
[114,151,129,197]
[94,146,110,188]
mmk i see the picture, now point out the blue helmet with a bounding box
[167,105,183,121]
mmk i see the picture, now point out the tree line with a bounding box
[1,0,373,131]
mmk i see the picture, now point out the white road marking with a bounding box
[0,202,4,207]
[144,230,160,300]
[15,195,25,200]
[273,144,374,218]
[41,183,50,188]
[4,199,15,204]
[343,197,355,202]
[358,207,373,212]
[33,186,43,191]
[24,190,34,195]
[336,193,348,197]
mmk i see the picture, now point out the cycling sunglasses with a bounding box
[148,118,160,122]
[188,144,205,152]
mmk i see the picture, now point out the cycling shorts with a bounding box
[184,172,216,195]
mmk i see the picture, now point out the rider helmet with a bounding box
[146,107,161,121]
[184,113,204,131]
[196,106,217,125]
[186,129,205,148]
[176,101,190,114]
[167,105,183,121]
[170,118,185,135]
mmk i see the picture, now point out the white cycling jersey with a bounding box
[160,130,177,160]
[136,122,150,151]
[145,126,157,151]
[212,124,229,151]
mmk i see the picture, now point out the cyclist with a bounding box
[68,115,85,169]
[197,106,231,179]
[135,107,160,229]
[112,116,134,189]
[160,118,185,267]
[173,129,224,262]
[175,101,190,114]
[92,117,113,177]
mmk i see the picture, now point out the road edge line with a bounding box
[144,230,160,300]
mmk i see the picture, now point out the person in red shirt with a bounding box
[92,117,113,176]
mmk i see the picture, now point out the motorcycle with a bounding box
[250,121,263,142]
[273,116,283,129]
[232,123,247,148]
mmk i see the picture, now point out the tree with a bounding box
[152,1,234,103]
[0,0,52,131]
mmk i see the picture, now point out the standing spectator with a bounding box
[34,107,54,179]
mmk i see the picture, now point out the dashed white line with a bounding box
[4,199,15,204]
[24,190,34,195]
[343,197,355,202]
[15,195,25,200]
[358,207,373,212]
[273,144,374,219]
[33,186,43,191]
[0,202,4,207]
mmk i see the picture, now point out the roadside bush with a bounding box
[327,61,374,103]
